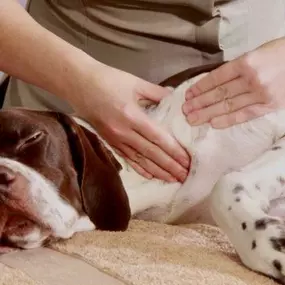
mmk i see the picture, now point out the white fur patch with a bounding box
[0,157,79,246]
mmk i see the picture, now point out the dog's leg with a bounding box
[211,138,285,283]
[166,142,228,223]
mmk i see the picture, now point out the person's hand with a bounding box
[0,0,189,182]
[182,38,285,128]
[73,64,190,182]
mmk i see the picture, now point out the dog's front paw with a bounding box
[238,216,285,284]
[211,174,285,283]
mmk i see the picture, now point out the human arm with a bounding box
[0,0,190,182]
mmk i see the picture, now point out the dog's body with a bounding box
[1,71,285,282]
[78,73,285,223]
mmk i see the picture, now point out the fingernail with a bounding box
[182,103,192,114]
[187,113,198,124]
[145,173,153,179]
[181,158,190,168]
[179,171,188,182]
[186,90,194,100]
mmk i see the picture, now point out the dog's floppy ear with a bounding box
[53,112,131,231]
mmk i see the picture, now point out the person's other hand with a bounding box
[182,38,285,128]
[74,65,190,182]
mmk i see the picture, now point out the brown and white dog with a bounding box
[1,64,285,282]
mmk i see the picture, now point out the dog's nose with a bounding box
[0,166,15,189]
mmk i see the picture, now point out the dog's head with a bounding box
[0,108,131,251]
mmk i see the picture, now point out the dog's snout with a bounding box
[0,166,15,189]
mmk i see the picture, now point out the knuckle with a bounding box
[191,82,203,96]
[151,136,164,147]
[198,109,209,122]
[223,98,234,113]
[191,98,202,109]
[222,101,228,112]
[242,107,257,119]
[109,125,124,137]
[141,146,157,157]
[208,71,219,87]
[217,85,227,94]
[164,159,176,171]
[132,151,145,163]
[230,99,239,111]
[215,86,228,101]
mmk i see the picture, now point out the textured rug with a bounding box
[0,220,278,285]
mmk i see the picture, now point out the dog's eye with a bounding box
[18,131,45,151]
[25,131,43,144]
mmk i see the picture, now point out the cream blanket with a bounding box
[0,220,278,285]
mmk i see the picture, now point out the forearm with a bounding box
[0,0,102,106]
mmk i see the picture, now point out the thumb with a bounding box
[138,80,171,103]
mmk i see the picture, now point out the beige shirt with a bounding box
[4,0,285,111]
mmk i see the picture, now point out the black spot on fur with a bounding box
[277,176,285,186]
[252,240,256,249]
[270,237,285,252]
[228,206,232,211]
[271,238,282,251]
[242,222,247,230]
[255,184,260,190]
[255,218,279,230]
[235,197,241,202]
[233,184,244,194]
[273,260,282,272]
[272,146,282,151]
[255,219,266,230]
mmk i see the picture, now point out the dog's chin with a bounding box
[0,215,53,250]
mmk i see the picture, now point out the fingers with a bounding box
[125,158,154,180]
[119,144,182,182]
[127,131,188,182]
[112,147,153,180]
[184,77,248,112]
[132,110,190,170]
[210,104,271,128]
[186,60,240,96]
[185,92,259,125]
